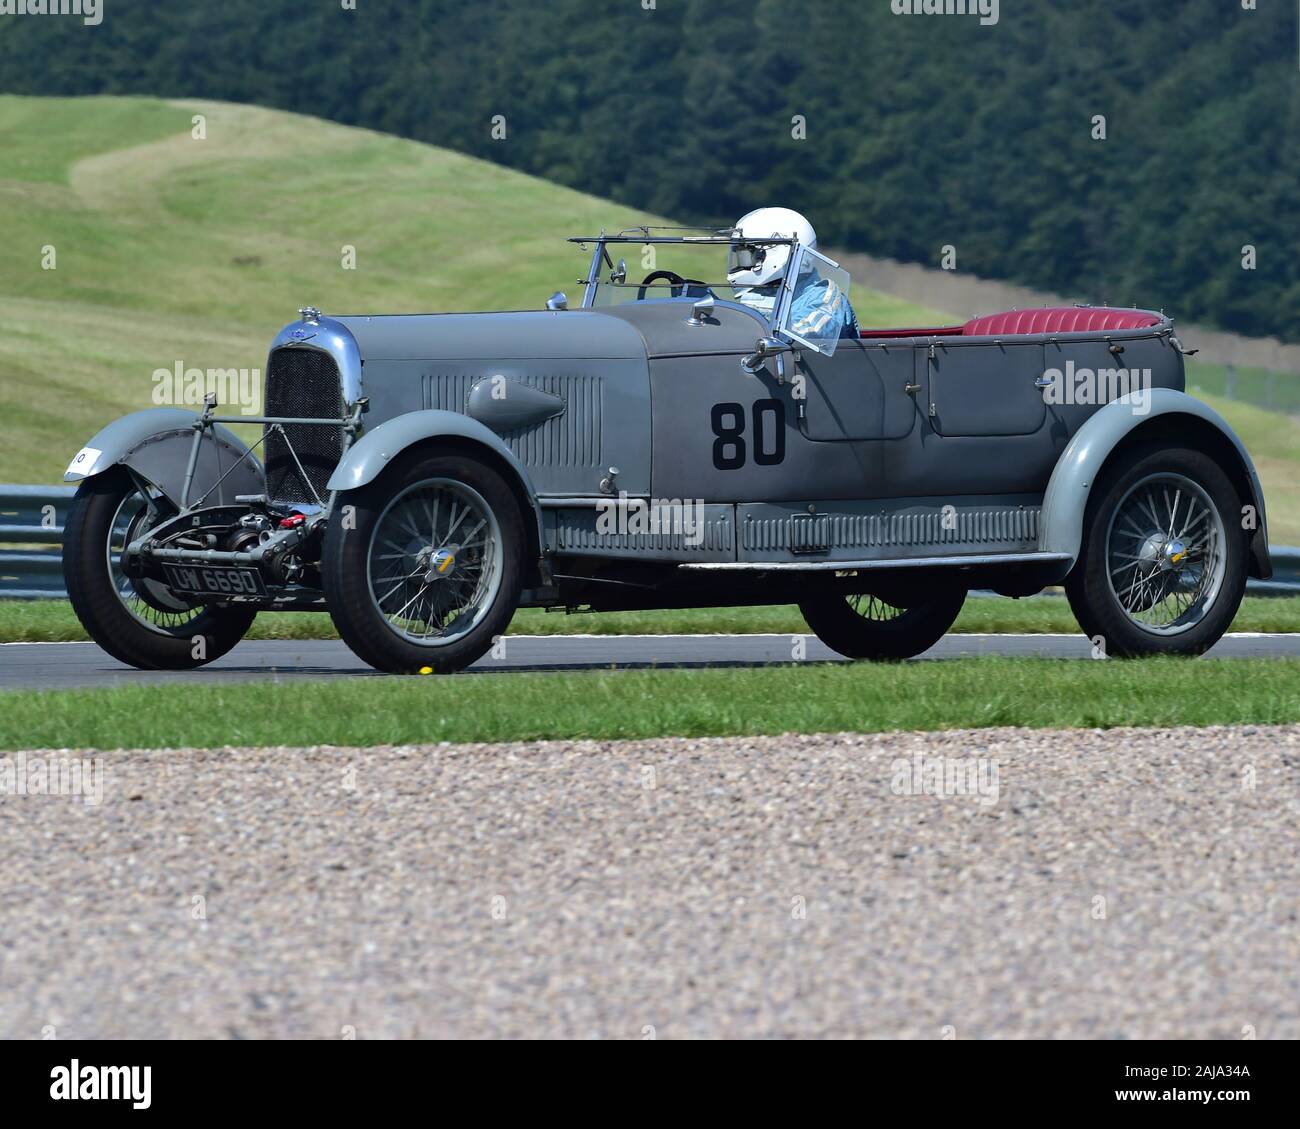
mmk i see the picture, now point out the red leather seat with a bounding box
[961,307,1161,337]
[858,307,1159,340]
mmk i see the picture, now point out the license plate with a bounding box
[162,563,268,598]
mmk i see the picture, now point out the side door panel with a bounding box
[797,341,920,441]
[929,343,1046,436]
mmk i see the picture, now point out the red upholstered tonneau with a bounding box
[961,307,1161,337]
[859,306,1161,340]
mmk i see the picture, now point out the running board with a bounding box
[678,552,1074,572]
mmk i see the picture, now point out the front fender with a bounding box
[326,410,544,543]
[1040,389,1270,576]
[65,408,264,508]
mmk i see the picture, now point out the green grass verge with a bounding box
[2,659,1297,750]
[3,595,1300,644]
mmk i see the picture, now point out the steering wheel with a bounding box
[637,270,687,301]
[636,270,715,302]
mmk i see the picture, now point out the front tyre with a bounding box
[798,588,966,660]
[1065,444,1247,657]
[63,468,257,670]
[322,451,525,673]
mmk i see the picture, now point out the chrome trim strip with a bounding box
[679,552,1074,572]
[538,495,650,507]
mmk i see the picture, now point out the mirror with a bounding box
[686,294,715,326]
[611,258,627,285]
[546,291,568,311]
[741,335,790,375]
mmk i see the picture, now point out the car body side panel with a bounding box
[333,310,653,498]
[1040,334,1183,436]
[638,304,1188,512]
[858,327,1184,499]
[647,353,883,503]
[357,357,651,497]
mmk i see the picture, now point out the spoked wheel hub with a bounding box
[366,477,504,647]
[1105,472,1225,634]
[323,452,525,674]
[109,490,203,631]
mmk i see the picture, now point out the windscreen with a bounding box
[581,240,783,311]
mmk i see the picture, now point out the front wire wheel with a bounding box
[323,452,525,673]
[367,478,504,647]
[799,586,966,660]
[63,467,257,669]
[108,481,202,632]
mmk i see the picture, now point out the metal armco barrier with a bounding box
[0,485,75,599]
[1,483,1298,600]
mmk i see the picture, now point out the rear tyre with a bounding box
[1065,444,1247,657]
[63,468,257,670]
[322,451,525,674]
[798,588,966,660]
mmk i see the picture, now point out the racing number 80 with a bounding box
[710,399,785,470]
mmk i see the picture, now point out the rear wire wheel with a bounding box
[1065,444,1247,656]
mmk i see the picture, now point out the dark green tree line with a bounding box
[1,0,1296,338]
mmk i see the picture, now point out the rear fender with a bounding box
[1040,389,1270,578]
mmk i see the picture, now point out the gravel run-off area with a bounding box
[2,725,1298,1039]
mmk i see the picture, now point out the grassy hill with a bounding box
[0,94,946,484]
[0,95,1294,540]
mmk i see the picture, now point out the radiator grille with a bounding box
[264,347,345,504]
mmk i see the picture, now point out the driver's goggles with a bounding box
[729,244,766,271]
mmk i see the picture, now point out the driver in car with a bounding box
[726,207,858,339]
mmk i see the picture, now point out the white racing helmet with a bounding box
[726,207,817,288]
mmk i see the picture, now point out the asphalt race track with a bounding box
[2,632,1299,690]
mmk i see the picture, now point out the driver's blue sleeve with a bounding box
[791,278,858,338]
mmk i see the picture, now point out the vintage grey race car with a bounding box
[63,226,1271,672]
